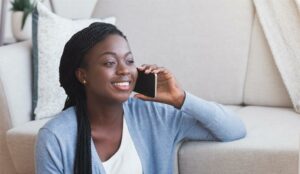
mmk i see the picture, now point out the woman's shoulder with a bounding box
[40,106,77,137]
[36,107,77,167]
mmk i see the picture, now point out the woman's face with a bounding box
[76,34,138,104]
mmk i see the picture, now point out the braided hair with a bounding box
[59,22,126,174]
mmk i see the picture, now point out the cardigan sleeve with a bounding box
[35,128,64,174]
[174,92,247,142]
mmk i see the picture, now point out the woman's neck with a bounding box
[86,96,124,128]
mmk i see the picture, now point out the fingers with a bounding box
[138,64,168,74]
[152,67,168,74]
[138,64,158,74]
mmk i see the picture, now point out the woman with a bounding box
[35,22,246,174]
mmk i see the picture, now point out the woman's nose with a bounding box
[116,62,130,75]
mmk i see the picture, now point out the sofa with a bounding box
[1,0,300,173]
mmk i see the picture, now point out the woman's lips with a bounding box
[112,81,131,91]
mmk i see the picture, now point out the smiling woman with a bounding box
[76,34,137,104]
[35,22,247,174]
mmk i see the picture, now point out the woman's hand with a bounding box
[134,64,185,109]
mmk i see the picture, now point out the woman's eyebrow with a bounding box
[98,51,117,58]
[124,51,132,57]
[98,51,132,58]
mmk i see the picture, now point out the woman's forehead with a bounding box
[89,35,130,55]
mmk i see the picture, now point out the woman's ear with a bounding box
[75,68,87,85]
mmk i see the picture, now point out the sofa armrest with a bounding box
[0,40,32,174]
[6,118,50,174]
[0,40,33,127]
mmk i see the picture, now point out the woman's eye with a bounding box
[104,61,116,67]
[127,59,135,64]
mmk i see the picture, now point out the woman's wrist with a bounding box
[172,89,186,109]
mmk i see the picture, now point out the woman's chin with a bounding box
[113,92,132,103]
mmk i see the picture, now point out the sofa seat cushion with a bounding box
[6,118,51,174]
[178,106,300,174]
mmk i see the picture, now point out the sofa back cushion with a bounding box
[92,0,254,105]
[243,15,292,107]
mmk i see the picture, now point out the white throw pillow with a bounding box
[32,2,116,120]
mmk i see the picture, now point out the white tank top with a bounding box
[102,117,143,174]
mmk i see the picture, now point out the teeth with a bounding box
[113,82,130,86]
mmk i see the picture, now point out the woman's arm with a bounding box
[134,64,246,142]
[35,128,64,174]
[175,92,246,142]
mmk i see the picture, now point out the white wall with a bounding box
[52,0,97,19]
[3,0,14,42]
[0,0,97,44]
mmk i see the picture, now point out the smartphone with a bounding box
[133,69,157,98]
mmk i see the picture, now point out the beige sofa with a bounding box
[1,0,300,173]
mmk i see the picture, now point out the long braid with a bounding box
[74,95,91,174]
[59,22,126,174]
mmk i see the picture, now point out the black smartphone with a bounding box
[133,69,157,98]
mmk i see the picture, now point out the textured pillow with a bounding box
[32,2,116,120]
